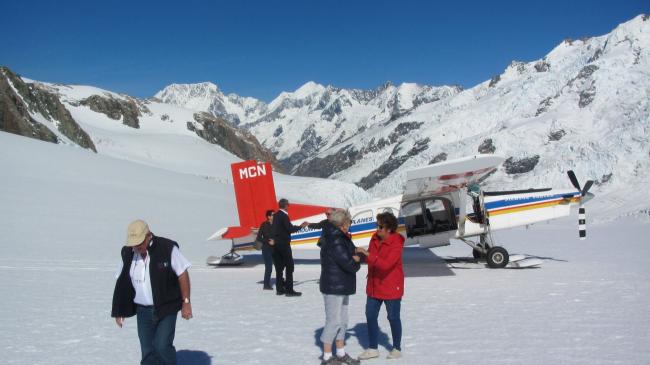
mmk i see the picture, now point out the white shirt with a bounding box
[115,245,191,306]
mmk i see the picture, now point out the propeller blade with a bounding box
[582,180,594,196]
[567,170,581,191]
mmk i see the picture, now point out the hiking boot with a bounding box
[321,357,342,365]
[337,353,360,365]
[357,348,379,360]
[285,290,302,297]
[386,349,401,359]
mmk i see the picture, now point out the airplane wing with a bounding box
[403,155,505,200]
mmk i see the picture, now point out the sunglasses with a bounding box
[376,225,384,230]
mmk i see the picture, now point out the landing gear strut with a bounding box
[462,233,510,268]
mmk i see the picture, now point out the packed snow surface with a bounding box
[1,131,649,364]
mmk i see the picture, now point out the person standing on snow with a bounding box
[271,198,308,296]
[256,209,275,290]
[112,219,192,364]
[357,212,405,360]
[318,209,361,365]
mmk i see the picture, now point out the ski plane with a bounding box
[208,155,594,268]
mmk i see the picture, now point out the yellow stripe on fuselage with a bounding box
[488,197,579,217]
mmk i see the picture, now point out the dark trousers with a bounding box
[365,296,402,351]
[262,245,274,287]
[136,305,178,365]
[273,244,294,292]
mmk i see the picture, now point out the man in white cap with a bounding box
[112,219,192,365]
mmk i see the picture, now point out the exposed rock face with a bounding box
[0,70,58,144]
[188,112,280,170]
[389,122,424,143]
[534,60,551,72]
[488,74,501,88]
[293,145,361,178]
[358,138,430,189]
[80,94,142,128]
[429,152,447,164]
[504,155,540,174]
[548,129,566,141]
[478,138,496,154]
[0,67,96,152]
[536,96,554,116]
[596,173,613,185]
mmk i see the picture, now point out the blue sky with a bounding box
[1,0,647,102]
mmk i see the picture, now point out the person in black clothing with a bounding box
[308,208,335,247]
[112,219,192,365]
[318,209,361,365]
[271,198,308,296]
[256,210,275,290]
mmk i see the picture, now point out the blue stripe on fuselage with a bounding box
[485,192,579,210]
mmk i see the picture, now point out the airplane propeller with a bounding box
[567,170,594,240]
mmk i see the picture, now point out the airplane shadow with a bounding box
[213,247,456,277]
[521,254,568,263]
[216,254,321,267]
[402,247,455,277]
[176,350,212,365]
[314,323,392,355]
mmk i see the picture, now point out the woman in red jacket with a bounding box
[357,212,404,360]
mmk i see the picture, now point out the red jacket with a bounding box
[366,232,405,300]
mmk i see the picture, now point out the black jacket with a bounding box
[111,235,183,319]
[319,224,360,295]
[271,210,302,247]
[256,221,273,247]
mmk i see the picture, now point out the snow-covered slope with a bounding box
[0,71,370,206]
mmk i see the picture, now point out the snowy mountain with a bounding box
[0,67,281,176]
[154,82,268,127]
[156,15,650,220]
[0,67,369,208]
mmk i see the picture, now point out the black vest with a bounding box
[111,235,183,318]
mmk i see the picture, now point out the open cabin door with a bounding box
[401,197,457,248]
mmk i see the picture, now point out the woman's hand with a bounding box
[352,255,360,262]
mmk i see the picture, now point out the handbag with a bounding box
[254,240,263,250]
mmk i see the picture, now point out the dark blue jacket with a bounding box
[319,224,360,295]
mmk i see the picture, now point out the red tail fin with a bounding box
[231,160,278,229]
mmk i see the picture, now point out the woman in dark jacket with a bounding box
[255,210,275,290]
[318,209,361,365]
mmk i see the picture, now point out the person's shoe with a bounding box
[276,288,285,295]
[357,349,379,360]
[285,290,302,297]
[263,285,273,290]
[337,353,360,365]
[321,357,342,365]
[386,349,401,359]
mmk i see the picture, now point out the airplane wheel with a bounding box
[472,249,484,260]
[486,246,509,268]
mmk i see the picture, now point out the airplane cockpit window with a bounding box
[378,207,399,217]
[402,198,456,238]
[424,198,456,232]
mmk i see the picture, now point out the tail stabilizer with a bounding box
[208,160,278,241]
[231,160,278,231]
